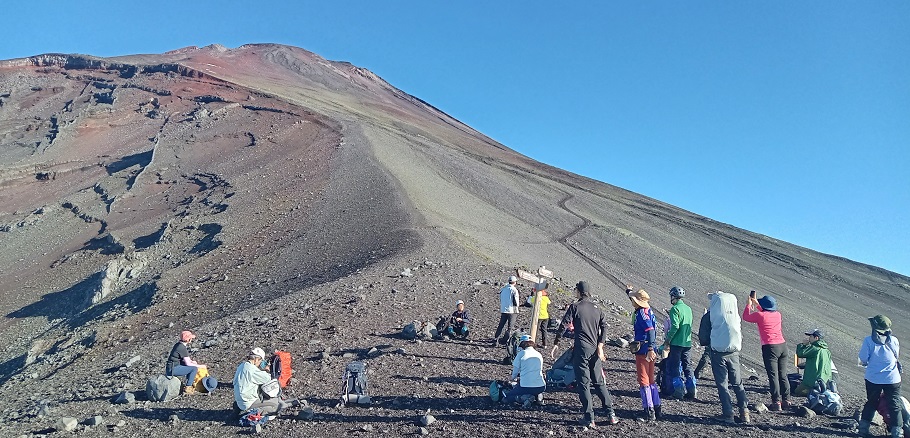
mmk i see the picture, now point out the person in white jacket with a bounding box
[503,335,546,406]
[233,348,291,416]
[493,276,520,345]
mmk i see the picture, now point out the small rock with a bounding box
[360,424,374,432]
[86,415,104,426]
[418,414,436,427]
[56,417,78,432]
[342,352,356,359]
[367,347,381,357]
[116,420,126,427]
[113,391,135,404]
[203,339,219,348]
[400,268,413,277]
[297,407,314,420]
[169,414,180,423]
[797,406,816,419]
[125,355,141,368]
[37,405,51,418]
[320,352,330,360]
[751,403,769,414]
[419,426,429,435]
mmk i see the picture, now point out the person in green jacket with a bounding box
[662,286,696,399]
[794,328,833,396]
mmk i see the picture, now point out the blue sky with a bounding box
[2,2,908,275]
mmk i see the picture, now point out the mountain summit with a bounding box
[0,44,905,436]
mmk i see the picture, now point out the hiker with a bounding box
[503,335,546,406]
[529,290,552,347]
[493,276,520,345]
[446,299,472,339]
[742,292,791,410]
[165,330,206,395]
[233,348,292,417]
[664,286,696,400]
[858,315,902,438]
[629,289,662,421]
[699,291,750,424]
[551,281,619,428]
[794,329,833,396]
[693,307,711,379]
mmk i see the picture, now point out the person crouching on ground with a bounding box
[233,348,291,417]
[447,299,472,339]
[165,330,206,395]
[629,288,662,421]
[794,328,832,397]
[743,292,791,411]
[529,290,552,347]
[858,315,902,438]
[503,335,546,407]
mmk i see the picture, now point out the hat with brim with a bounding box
[202,376,218,392]
[628,289,651,308]
[519,334,532,342]
[757,295,777,311]
[804,328,823,339]
[869,315,891,332]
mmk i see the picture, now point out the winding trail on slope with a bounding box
[556,193,628,292]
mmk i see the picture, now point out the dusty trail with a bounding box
[556,193,628,292]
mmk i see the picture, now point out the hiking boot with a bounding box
[601,407,619,425]
[739,407,751,424]
[521,397,534,408]
[578,417,597,429]
[781,399,792,410]
[183,386,196,395]
[858,420,871,437]
[769,402,781,412]
[890,425,904,438]
[654,405,663,420]
[645,408,656,422]
[719,414,735,424]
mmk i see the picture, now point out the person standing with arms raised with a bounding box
[551,281,619,428]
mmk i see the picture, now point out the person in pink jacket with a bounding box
[742,292,790,411]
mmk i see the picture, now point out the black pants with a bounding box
[493,313,517,342]
[537,319,549,347]
[573,345,614,421]
[861,380,902,428]
[761,343,790,403]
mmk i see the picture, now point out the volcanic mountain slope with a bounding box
[0,44,906,436]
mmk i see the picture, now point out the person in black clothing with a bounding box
[165,330,206,394]
[551,281,619,428]
[446,299,472,339]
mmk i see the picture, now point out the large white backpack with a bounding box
[708,292,742,353]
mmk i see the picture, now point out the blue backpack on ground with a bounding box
[239,408,269,427]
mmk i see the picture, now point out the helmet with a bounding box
[669,286,685,298]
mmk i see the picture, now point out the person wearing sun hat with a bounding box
[794,328,832,397]
[502,334,546,406]
[743,292,791,410]
[165,330,206,395]
[629,288,662,421]
[233,347,291,419]
[858,315,902,438]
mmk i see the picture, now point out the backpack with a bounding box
[192,367,217,394]
[341,361,370,405]
[488,380,511,402]
[239,408,269,427]
[707,292,742,353]
[808,388,843,416]
[270,351,293,388]
[503,331,527,364]
[545,348,576,388]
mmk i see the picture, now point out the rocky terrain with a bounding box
[0,44,906,436]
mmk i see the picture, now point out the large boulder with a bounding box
[146,375,182,402]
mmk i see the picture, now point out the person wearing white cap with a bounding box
[446,300,472,339]
[493,276,520,346]
[502,335,546,406]
[233,347,290,419]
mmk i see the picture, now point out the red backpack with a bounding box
[270,351,293,388]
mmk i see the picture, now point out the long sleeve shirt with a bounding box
[667,300,693,347]
[633,307,657,355]
[233,361,273,410]
[511,347,545,388]
[499,285,520,314]
[554,297,608,349]
[859,335,901,384]
[742,305,785,345]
